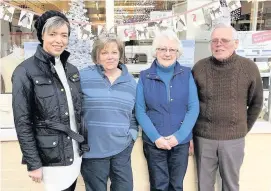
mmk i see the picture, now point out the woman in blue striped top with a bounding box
[80,34,138,191]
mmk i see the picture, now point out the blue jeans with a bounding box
[81,141,134,191]
[143,141,189,191]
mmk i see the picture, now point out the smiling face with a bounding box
[155,38,179,67]
[97,42,120,72]
[42,24,69,57]
[211,27,239,61]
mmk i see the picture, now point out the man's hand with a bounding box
[189,140,194,156]
[155,137,172,150]
[28,168,42,183]
[164,135,178,148]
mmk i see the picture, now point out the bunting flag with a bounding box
[18,10,34,29]
[212,7,231,27]
[221,0,241,21]
[190,9,206,26]
[149,11,172,32]
[0,1,244,41]
[225,0,241,11]
[0,3,15,22]
[203,1,223,20]
[173,15,187,32]
[220,0,228,7]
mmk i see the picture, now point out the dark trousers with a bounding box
[143,141,189,191]
[194,136,245,191]
[62,180,77,191]
[81,142,134,191]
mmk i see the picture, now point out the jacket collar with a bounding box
[96,62,131,83]
[34,44,70,66]
[147,59,184,79]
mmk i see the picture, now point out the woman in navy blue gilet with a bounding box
[135,30,199,191]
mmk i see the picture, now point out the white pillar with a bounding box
[106,0,114,32]
[250,1,258,31]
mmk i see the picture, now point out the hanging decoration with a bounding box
[203,1,223,20]
[220,0,241,21]
[212,7,231,27]
[18,10,34,29]
[190,9,206,26]
[0,0,243,42]
[0,3,15,22]
[173,15,187,32]
[225,0,241,11]
[149,11,172,32]
[220,0,228,7]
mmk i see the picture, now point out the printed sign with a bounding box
[178,40,196,68]
[252,31,271,44]
[236,31,271,58]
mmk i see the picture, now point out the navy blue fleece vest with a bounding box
[140,61,190,142]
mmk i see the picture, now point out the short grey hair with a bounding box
[91,35,124,64]
[211,23,238,40]
[42,16,70,37]
[152,30,182,58]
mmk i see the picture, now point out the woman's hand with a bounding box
[155,137,171,150]
[28,168,43,183]
[164,135,178,148]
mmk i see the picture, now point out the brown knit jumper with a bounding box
[192,53,263,140]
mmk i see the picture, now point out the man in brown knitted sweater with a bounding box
[192,24,263,191]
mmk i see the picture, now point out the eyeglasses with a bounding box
[210,38,234,45]
[156,48,178,54]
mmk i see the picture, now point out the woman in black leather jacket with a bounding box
[11,10,88,191]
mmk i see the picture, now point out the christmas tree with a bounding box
[65,0,94,69]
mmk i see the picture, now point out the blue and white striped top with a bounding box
[80,63,138,158]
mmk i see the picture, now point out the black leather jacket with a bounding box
[12,45,89,171]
